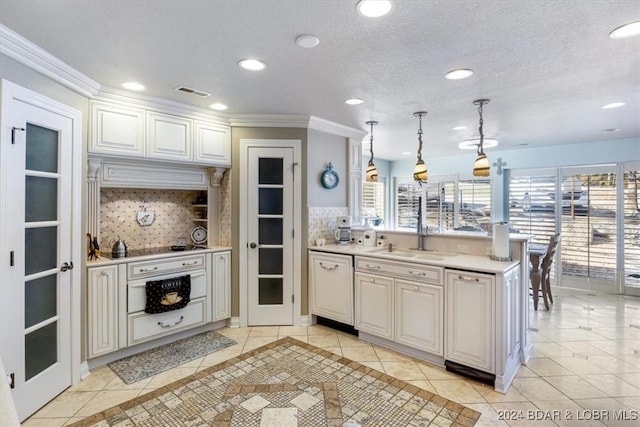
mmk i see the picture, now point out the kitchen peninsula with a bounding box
[308,231,530,393]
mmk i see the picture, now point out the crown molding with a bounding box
[0,24,100,97]
[229,114,366,139]
[308,116,367,139]
[96,86,230,125]
[228,114,311,128]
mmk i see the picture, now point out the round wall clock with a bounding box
[321,162,340,189]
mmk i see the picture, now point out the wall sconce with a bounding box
[365,120,378,182]
[413,111,428,182]
[472,98,491,177]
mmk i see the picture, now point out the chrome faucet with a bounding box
[417,198,427,251]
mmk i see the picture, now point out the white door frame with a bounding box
[0,79,83,388]
[239,139,301,327]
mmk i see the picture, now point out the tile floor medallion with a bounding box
[69,337,480,426]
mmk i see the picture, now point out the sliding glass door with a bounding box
[559,166,617,292]
[623,163,640,296]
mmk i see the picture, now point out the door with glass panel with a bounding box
[624,164,640,296]
[246,146,294,325]
[0,98,73,420]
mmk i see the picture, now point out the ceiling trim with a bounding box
[308,116,367,139]
[229,114,366,139]
[0,24,101,97]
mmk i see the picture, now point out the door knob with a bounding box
[60,262,74,272]
[249,242,257,249]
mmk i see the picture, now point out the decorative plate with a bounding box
[191,226,207,244]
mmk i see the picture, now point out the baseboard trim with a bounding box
[79,361,90,380]
[228,317,241,328]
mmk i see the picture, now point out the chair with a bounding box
[540,233,560,310]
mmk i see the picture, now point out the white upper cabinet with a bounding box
[89,99,230,166]
[147,111,192,161]
[90,100,145,157]
[194,121,231,165]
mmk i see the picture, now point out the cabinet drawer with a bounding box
[128,254,206,280]
[355,256,443,285]
[128,298,206,345]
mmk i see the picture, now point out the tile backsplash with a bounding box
[100,189,204,251]
[308,207,349,246]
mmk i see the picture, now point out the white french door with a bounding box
[0,81,79,421]
[240,140,301,326]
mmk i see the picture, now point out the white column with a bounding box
[208,167,226,246]
[87,159,102,243]
[348,137,363,220]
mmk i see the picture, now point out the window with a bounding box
[624,167,640,288]
[362,179,386,227]
[394,176,491,232]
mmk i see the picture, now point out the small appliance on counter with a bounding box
[334,215,352,245]
[111,237,128,258]
[363,228,377,247]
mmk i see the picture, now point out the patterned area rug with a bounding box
[107,330,236,384]
[75,337,480,426]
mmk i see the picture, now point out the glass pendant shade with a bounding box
[366,160,378,182]
[413,159,428,182]
[473,152,490,177]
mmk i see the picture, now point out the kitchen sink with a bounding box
[367,247,457,261]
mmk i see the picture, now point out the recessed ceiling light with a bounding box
[121,81,145,91]
[452,126,467,130]
[603,128,620,133]
[295,34,320,48]
[356,0,392,18]
[402,151,412,155]
[345,98,365,105]
[601,102,626,109]
[444,69,474,80]
[609,21,640,39]
[458,138,499,150]
[238,59,266,71]
[209,103,228,111]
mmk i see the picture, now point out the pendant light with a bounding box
[412,111,428,182]
[472,98,491,177]
[365,120,378,182]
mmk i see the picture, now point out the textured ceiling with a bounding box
[1,0,639,160]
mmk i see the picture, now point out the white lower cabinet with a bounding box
[354,256,444,355]
[212,251,231,321]
[395,279,443,355]
[309,252,354,325]
[355,272,394,339]
[445,270,495,373]
[87,265,119,358]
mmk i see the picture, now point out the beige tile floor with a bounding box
[23,288,640,426]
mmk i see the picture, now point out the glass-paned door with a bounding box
[247,147,294,325]
[1,94,73,421]
[560,167,617,288]
[623,165,640,295]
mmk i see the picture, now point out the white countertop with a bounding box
[354,228,531,242]
[87,245,231,266]
[309,243,519,274]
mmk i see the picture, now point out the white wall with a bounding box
[307,129,348,207]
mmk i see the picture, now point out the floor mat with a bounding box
[107,330,236,384]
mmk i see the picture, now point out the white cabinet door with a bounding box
[309,252,354,325]
[395,279,443,355]
[445,270,495,373]
[355,272,393,339]
[147,111,192,161]
[194,121,231,166]
[212,251,231,321]
[88,265,119,358]
[89,100,145,157]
